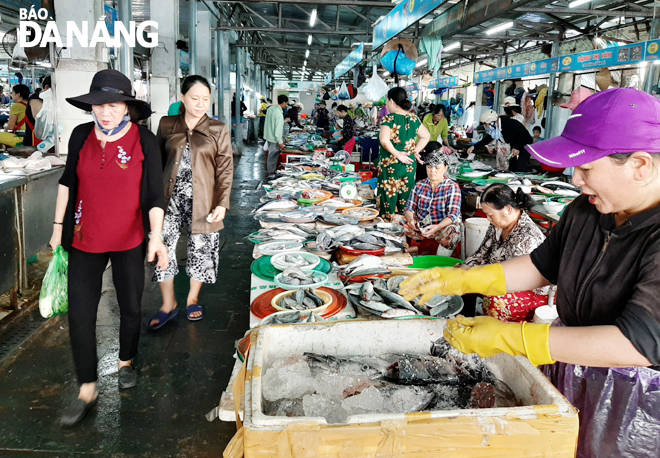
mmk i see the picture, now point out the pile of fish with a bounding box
[252,198,299,215]
[343,208,377,219]
[277,288,326,310]
[316,226,406,253]
[279,267,321,286]
[259,311,325,326]
[345,277,456,318]
[318,214,359,226]
[281,254,314,268]
[336,255,391,279]
[250,225,318,243]
[262,338,520,422]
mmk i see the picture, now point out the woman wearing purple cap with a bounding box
[399,88,660,457]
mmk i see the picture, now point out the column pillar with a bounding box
[150,0,179,130]
[54,0,106,154]
[492,56,503,113]
[644,19,660,93]
[189,0,197,74]
[117,0,133,81]
[234,46,244,152]
[545,41,561,139]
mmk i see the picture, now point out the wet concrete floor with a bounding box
[0,144,265,457]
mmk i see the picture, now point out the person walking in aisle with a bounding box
[264,94,288,177]
[50,69,169,426]
[149,75,234,328]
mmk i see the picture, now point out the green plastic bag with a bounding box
[39,246,69,318]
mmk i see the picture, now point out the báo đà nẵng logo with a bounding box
[17,7,158,48]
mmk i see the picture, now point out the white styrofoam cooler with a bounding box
[244,319,577,430]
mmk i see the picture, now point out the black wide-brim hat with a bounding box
[66,69,153,120]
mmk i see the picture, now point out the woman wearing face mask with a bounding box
[400,89,660,458]
[422,105,456,152]
[467,107,533,171]
[392,148,462,257]
[149,75,233,329]
[463,183,550,322]
[50,70,169,426]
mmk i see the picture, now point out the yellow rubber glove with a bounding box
[444,315,555,366]
[399,264,507,304]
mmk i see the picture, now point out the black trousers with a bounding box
[68,243,145,384]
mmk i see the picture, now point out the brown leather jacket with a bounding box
[157,114,234,234]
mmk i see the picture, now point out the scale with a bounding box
[338,177,359,200]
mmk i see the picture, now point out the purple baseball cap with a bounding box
[526,88,660,168]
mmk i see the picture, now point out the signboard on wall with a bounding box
[558,43,645,72]
[334,44,364,79]
[372,0,446,49]
[180,50,190,72]
[428,76,459,89]
[474,58,559,83]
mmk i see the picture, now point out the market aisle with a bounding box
[0,145,265,457]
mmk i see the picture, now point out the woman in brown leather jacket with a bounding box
[150,75,234,328]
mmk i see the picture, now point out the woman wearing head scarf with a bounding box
[400,89,660,458]
[50,70,168,426]
[150,75,233,327]
[377,87,431,219]
[392,147,462,256]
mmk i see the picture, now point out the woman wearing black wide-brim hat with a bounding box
[49,69,169,426]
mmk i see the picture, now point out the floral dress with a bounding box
[376,113,422,219]
[465,212,550,322]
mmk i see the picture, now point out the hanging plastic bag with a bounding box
[380,50,416,76]
[34,89,55,141]
[338,82,350,100]
[362,73,389,102]
[11,44,28,69]
[39,246,69,319]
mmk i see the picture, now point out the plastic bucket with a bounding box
[465,217,491,257]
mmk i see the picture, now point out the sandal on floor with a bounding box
[148,309,179,331]
[187,304,203,321]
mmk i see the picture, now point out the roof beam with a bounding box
[211,0,395,7]
[453,33,558,41]
[544,13,585,35]
[215,26,370,35]
[514,7,656,16]
[235,43,358,51]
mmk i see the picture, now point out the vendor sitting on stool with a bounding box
[464,183,550,322]
[392,148,462,257]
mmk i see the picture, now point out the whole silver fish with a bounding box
[374,287,418,313]
[359,300,393,313]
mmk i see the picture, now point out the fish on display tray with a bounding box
[248,228,310,243]
[319,214,360,226]
[280,211,317,223]
[323,198,359,209]
[277,288,326,310]
[278,266,320,286]
[301,206,336,215]
[258,241,304,256]
[259,311,324,326]
[253,199,298,214]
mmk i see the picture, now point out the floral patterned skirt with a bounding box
[376,153,416,219]
[482,291,548,322]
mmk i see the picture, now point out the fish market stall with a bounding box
[221,320,578,457]
[0,156,65,299]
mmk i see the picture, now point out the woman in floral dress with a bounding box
[377,87,431,219]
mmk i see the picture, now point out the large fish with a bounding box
[374,287,418,313]
[252,199,298,214]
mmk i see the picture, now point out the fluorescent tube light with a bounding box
[308,35,313,45]
[382,71,390,77]
[486,21,514,35]
[305,49,310,58]
[569,0,592,7]
[415,58,428,68]
[444,42,460,51]
[310,9,317,27]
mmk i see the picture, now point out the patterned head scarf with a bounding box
[425,148,451,167]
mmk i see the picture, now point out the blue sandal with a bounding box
[187,304,203,321]
[148,310,179,331]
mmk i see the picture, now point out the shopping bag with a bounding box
[34,89,55,141]
[39,246,69,318]
[338,82,350,100]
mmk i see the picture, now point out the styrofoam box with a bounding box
[245,319,577,430]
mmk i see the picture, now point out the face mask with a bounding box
[91,110,131,136]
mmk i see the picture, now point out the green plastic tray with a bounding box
[408,256,464,269]
[250,256,332,281]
